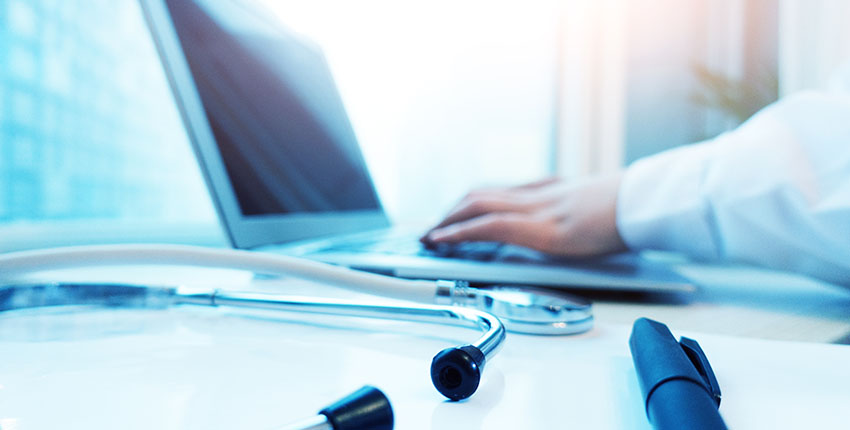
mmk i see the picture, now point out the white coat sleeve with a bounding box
[616,85,850,286]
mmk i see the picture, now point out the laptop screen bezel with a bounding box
[139,0,390,249]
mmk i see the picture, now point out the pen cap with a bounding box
[629,318,727,430]
[629,318,713,409]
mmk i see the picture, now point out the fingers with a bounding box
[420,178,566,246]
[420,174,626,258]
[427,178,563,232]
[514,176,560,190]
[429,195,533,231]
[425,213,556,252]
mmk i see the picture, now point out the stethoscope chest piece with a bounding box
[435,282,593,335]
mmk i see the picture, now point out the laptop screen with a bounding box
[164,0,381,217]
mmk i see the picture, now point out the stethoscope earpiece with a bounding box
[280,385,394,430]
[430,345,486,401]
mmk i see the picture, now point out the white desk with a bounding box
[593,259,850,344]
[1,263,849,429]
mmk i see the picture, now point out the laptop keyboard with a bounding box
[321,235,506,261]
[425,241,506,261]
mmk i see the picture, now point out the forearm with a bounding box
[617,91,850,285]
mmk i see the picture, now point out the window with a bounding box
[0,0,218,249]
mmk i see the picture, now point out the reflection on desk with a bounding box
[2,261,849,429]
[590,257,850,343]
[1,305,849,429]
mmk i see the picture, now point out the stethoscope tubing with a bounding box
[0,281,504,401]
[0,244,595,336]
[0,244,439,303]
[179,287,505,360]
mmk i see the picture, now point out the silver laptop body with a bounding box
[141,0,695,293]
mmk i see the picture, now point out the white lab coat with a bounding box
[617,64,850,286]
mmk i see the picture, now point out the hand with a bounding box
[420,174,628,257]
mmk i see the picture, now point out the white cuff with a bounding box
[616,140,723,259]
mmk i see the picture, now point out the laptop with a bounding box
[140,0,696,293]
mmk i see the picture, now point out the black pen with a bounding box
[629,318,727,430]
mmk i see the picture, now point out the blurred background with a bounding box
[1,0,849,249]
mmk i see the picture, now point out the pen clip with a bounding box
[679,336,722,406]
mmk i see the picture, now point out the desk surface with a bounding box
[592,259,850,344]
[2,307,849,429]
[1,262,849,429]
[12,254,850,344]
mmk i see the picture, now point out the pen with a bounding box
[629,318,727,430]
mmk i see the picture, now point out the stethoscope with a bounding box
[0,244,593,427]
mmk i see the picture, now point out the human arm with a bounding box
[617,89,850,285]
[421,174,627,257]
[423,86,850,285]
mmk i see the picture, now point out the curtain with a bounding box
[778,0,850,96]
